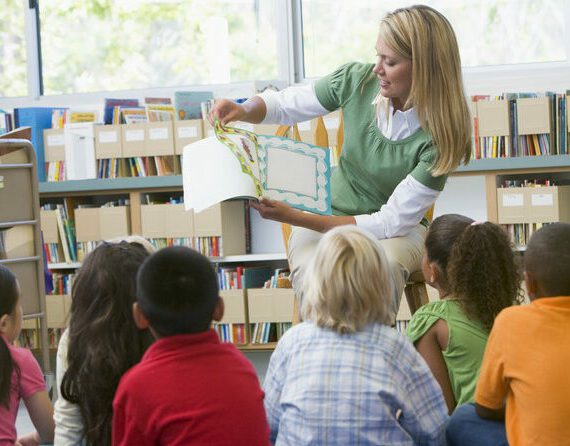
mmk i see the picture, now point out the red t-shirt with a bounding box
[112,330,270,446]
[0,338,46,445]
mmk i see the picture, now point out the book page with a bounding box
[258,135,331,215]
[182,137,258,212]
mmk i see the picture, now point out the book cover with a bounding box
[103,98,139,125]
[182,120,331,215]
[174,91,213,120]
[14,107,65,182]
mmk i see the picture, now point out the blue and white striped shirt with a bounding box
[263,321,448,445]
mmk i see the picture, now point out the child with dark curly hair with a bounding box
[406,214,522,414]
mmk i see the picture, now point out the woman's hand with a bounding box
[209,99,246,126]
[249,197,296,224]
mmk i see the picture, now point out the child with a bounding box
[55,238,154,445]
[263,226,448,445]
[406,215,522,413]
[0,264,54,445]
[448,222,570,445]
[112,246,269,446]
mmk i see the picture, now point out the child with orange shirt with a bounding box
[447,222,570,446]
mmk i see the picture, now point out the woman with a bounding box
[212,5,471,320]
[54,237,154,445]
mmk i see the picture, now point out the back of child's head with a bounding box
[447,220,522,330]
[425,214,474,290]
[525,223,570,298]
[0,265,19,409]
[136,246,219,337]
[301,226,392,334]
[61,240,153,445]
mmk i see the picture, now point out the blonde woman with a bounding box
[263,226,448,444]
[211,5,471,320]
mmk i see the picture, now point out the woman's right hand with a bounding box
[209,99,246,126]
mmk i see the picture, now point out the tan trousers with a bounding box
[287,224,427,324]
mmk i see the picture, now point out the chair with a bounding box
[277,114,430,323]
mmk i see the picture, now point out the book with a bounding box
[103,98,139,125]
[182,120,331,215]
[14,107,65,181]
[174,91,213,120]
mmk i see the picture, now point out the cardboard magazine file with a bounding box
[75,206,131,241]
[121,123,147,157]
[0,163,33,223]
[193,202,246,256]
[94,125,122,159]
[476,100,510,138]
[45,295,67,328]
[517,97,551,136]
[497,187,526,224]
[6,261,42,314]
[145,121,175,157]
[174,120,203,155]
[202,119,216,138]
[40,210,59,244]
[0,225,35,259]
[140,203,194,239]
[43,129,66,162]
[247,288,296,324]
[219,289,247,325]
[524,185,570,223]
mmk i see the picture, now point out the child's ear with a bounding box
[132,302,150,330]
[211,296,225,322]
[524,271,538,301]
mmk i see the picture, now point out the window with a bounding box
[0,0,28,98]
[39,0,279,95]
[301,0,568,79]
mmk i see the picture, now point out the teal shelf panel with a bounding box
[455,155,570,173]
[39,175,183,194]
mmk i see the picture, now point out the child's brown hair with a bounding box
[447,221,523,330]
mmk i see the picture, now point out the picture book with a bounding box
[174,91,213,120]
[183,120,331,215]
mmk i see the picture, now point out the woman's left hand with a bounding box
[249,197,296,224]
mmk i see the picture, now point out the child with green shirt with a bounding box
[406,214,522,413]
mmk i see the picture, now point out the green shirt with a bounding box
[314,62,447,216]
[406,299,489,407]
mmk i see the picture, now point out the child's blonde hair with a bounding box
[378,4,472,175]
[301,226,393,333]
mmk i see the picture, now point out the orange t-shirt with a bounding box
[475,296,570,446]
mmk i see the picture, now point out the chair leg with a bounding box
[404,282,429,316]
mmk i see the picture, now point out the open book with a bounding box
[183,120,331,215]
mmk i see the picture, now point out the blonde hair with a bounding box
[301,226,393,333]
[378,4,472,175]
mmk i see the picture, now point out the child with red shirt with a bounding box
[112,246,270,446]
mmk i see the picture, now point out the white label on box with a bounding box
[297,121,311,131]
[178,126,198,138]
[149,127,169,140]
[324,117,340,129]
[531,193,554,207]
[502,193,524,207]
[47,134,65,146]
[125,129,144,142]
[98,131,118,144]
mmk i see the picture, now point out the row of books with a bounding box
[46,273,75,296]
[217,266,290,291]
[471,91,569,159]
[17,328,63,350]
[212,322,293,345]
[504,223,551,249]
[41,203,77,264]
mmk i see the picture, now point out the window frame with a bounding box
[0,0,569,109]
